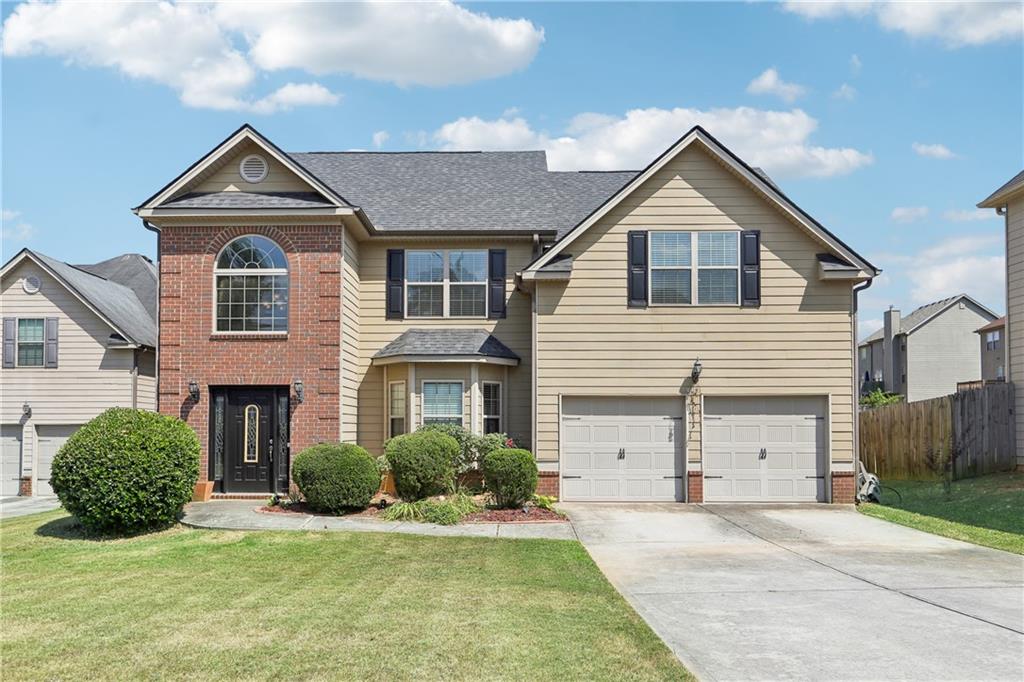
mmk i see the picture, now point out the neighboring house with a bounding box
[980,170,1024,470]
[858,295,998,403]
[0,250,158,496]
[134,124,878,503]
[975,317,1006,383]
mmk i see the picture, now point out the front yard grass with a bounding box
[858,472,1024,554]
[1,511,690,681]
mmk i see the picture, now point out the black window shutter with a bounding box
[488,249,507,319]
[741,230,761,307]
[627,231,648,308]
[386,249,404,320]
[2,318,14,368]
[44,318,59,368]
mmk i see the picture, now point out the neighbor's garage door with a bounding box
[2,425,22,497]
[702,397,826,502]
[561,397,684,501]
[36,425,80,497]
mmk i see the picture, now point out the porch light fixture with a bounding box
[22,402,31,417]
[293,378,304,404]
[691,358,702,384]
[188,379,200,402]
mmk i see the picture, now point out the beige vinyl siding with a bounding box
[136,349,157,410]
[353,240,533,455]
[341,228,361,442]
[535,144,857,469]
[1006,196,1024,466]
[191,140,314,195]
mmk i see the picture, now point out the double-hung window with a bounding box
[483,382,502,434]
[389,381,406,438]
[986,330,1001,351]
[422,382,464,426]
[649,231,739,305]
[16,318,44,367]
[406,250,487,318]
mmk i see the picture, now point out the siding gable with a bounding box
[190,140,318,196]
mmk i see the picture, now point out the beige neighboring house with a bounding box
[1,250,158,496]
[975,317,1006,383]
[980,170,1024,469]
[136,124,878,504]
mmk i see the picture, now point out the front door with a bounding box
[223,387,279,493]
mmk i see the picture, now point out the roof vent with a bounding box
[22,275,40,294]
[239,154,269,184]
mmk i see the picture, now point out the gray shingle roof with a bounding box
[860,294,997,345]
[77,253,158,322]
[979,169,1024,207]
[290,151,637,237]
[162,191,333,210]
[538,254,573,273]
[373,329,519,362]
[817,253,859,271]
[29,250,157,348]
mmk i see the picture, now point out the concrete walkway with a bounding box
[0,496,61,519]
[182,500,576,540]
[562,503,1024,682]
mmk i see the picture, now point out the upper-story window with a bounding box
[406,250,487,318]
[986,330,1001,351]
[17,318,44,367]
[214,236,289,333]
[649,231,739,306]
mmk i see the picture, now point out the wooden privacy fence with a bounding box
[859,382,1015,480]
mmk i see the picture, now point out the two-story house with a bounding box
[134,124,878,503]
[975,317,1006,384]
[1,250,157,496]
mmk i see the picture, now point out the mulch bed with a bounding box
[462,507,566,524]
[257,502,383,518]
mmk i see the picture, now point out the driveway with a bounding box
[0,496,61,519]
[563,503,1024,681]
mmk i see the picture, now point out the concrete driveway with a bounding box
[0,496,61,519]
[562,503,1024,682]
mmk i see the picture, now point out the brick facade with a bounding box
[157,224,342,485]
[536,471,559,498]
[687,471,703,503]
[831,471,856,504]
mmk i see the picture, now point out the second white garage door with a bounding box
[36,425,79,497]
[2,425,22,497]
[702,396,827,502]
[561,397,684,501]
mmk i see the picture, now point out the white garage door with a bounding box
[703,397,827,502]
[561,397,684,501]
[36,425,80,497]
[2,425,22,497]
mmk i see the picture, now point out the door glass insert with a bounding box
[243,404,259,463]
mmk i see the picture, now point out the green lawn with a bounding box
[859,472,1024,554]
[1,512,690,681]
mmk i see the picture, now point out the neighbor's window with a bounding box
[986,330,1001,351]
[649,231,739,306]
[16,318,44,367]
[422,381,463,426]
[214,235,289,333]
[483,382,502,434]
[998,365,1005,380]
[406,250,487,318]
[389,381,406,438]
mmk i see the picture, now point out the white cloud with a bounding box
[372,130,390,149]
[433,106,874,178]
[1,208,35,242]
[890,206,929,223]
[833,83,857,100]
[746,68,806,103]
[920,233,1001,260]
[2,1,543,110]
[849,54,862,74]
[910,255,1005,305]
[859,317,883,339]
[782,1,1022,47]
[943,208,1000,222]
[912,142,957,159]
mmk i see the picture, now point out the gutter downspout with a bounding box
[131,349,139,409]
[851,276,874,501]
[142,220,161,412]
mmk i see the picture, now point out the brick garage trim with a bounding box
[537,471,559,499]
[19,477,32,496]
[687,470,703,503]
[831,471,856,504]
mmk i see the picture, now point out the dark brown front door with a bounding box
[222,387,278,493]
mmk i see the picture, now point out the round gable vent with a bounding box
[239,154,269,184]
[22,275,41,294]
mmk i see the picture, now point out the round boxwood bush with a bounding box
[385,430,458,501]
[482,448,538,508]
[50,408,200,534]
[292,443,380,512]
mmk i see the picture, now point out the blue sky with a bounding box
[2,1,1021,337]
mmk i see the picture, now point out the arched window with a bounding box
[215,235,289,332]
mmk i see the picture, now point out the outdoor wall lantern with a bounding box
[188,379,200,402]
[691,358,703,384]
[22,402,31,418]
[293,378,305,404]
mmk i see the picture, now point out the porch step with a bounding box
[210,493,275,501]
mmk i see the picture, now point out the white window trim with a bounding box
[648,230,741,307]
[212,235,290,335]
[482,381,502,434]
[421,380,465,426]
[15,317,45,368]
[388,380,407,438]
[405,250,487,319]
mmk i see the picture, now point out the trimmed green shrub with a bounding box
[483,449,538,508]
[50,408,200,534]
[385,430,458,501]
[292,443,380,513]
[417,423,515,473]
